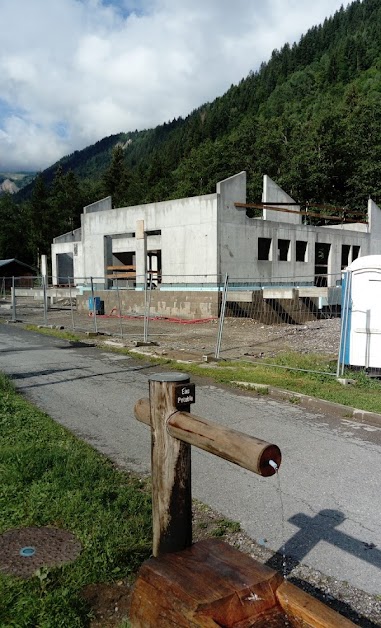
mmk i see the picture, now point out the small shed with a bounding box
[0,259,37,291]
[340,255,381,372]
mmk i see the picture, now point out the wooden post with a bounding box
[149,373,192,557]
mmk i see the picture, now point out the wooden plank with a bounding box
[129,539,283,627]
[134,398,281,477]
[235,202,366,216]
[106,273,136,279]
[106,265,136,271]
[234,203,367,224]
[276,581,355,627]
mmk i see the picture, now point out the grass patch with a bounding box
[24,325,85,343]
[23,325,381,413]
[174,353,381,414]
[0,373,152,627]
[210,518,241,537]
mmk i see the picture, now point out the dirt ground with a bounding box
[0,298,341,361]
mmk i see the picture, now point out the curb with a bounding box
[72,339,381,430]
[119,345,381,429]
[232,381,381,428]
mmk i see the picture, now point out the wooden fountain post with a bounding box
[130,373,355,627]
[148,373,193,556]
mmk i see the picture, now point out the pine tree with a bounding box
[102,145,128,206]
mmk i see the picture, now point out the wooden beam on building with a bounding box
[234,203,367,224]
[106,272,137,279]
[106,265,136,271]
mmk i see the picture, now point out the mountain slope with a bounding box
[0,172,36,195]
[18,0,381,210]
[7,0,381,265]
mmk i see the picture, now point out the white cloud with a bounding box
[0,0,351,171]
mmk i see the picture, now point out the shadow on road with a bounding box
[266,509,380,627]
[8,363,162,389]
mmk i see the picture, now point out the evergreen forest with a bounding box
[1,0,381,267]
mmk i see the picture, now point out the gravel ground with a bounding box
[0,298,341,360]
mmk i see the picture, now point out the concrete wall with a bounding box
[84,196,112,214]
[217,174,376,286]
[51,241,84,284]
[77,290,220,319]
[368,200,381,256]
[80,193,218,285]
[262,175,301,224]
[53,227,82,244]
[219,217,373,285]
[52,228,84,284]
[217,171,247,278]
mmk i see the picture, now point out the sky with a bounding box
[0,0,352,172]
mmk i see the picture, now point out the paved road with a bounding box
[1,325,380,596]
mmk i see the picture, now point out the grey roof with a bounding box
[0,259,36,271]
[0,259,15,267]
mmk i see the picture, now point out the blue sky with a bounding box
[0,0,351,172]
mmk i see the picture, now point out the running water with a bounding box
[269,460,288,581]
[269,460,291,627]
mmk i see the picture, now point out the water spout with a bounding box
[269,460,278,471]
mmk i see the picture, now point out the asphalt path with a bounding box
[1,325,380,596]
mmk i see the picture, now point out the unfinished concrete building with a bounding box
[51,172,381,320]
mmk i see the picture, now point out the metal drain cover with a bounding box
[0,527,82,578]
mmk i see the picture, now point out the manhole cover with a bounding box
[0,527,82,578]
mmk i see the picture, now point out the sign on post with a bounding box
[174,383,195,409]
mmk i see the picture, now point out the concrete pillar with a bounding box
[41,254,48,280]
[135,219,147,288]
[104,236,113,289]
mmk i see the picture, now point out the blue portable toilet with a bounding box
[339,255,381,372]
[88,296,102,314]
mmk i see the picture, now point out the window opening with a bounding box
[352,245,360,261]
[147,250,162,286]
[107,252,136,288]
[314,243,331,287]
[296,241,307,262]
[146,230,162,236]
[258,238,272,261]
[278,239,290,261]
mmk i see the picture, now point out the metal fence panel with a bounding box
[0,273,343,360]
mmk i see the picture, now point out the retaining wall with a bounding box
[77,290,220,320]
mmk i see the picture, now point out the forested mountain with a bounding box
[2,0,381,267]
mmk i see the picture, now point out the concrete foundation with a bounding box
[12,284,341,323]
[77,290,220,320]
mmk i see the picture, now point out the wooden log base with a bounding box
[276,581,355,628]
[129,539,355,627]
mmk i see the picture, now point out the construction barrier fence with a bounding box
[0,273,343,359]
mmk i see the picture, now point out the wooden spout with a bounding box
[134,397,281,477]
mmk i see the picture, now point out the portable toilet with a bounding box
[339,255,381,373]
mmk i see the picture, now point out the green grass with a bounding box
[0,374,152,627]
[174,353,381,414]
[23,324,381,414]
[210,518,241,537]
[24,325,85,343]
